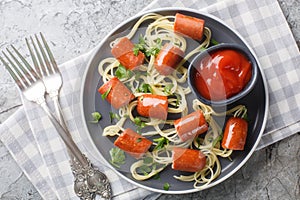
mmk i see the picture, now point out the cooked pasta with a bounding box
[97,12,246,190]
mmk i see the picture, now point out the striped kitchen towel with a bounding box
[0,0,299,199]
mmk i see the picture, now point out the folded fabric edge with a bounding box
[257,121,300,150]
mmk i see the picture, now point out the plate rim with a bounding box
[79,7,269,194]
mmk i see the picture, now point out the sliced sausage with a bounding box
[136,94,168,120]
[174,110,208,142]
[154,43,184,76]
[98,77,135,109]
[221,117,248,150]
[111,37,145,70]
[172,147,206,172]
[174,13,205,40]
[114,128,152,159]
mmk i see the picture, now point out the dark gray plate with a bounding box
[80,8,269,194]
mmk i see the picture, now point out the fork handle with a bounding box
[52,96,82,160]
[40,102,88,167]
[52,96,68,132]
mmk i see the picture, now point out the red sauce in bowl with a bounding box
[194,49,252,101]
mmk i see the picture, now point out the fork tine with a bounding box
[3,49,31,88]
[40,32,59,73]
[26,37,42,78]
[0,52,27,91]
[35,34,54,75]
[10,44,40,81]
[30,36,47,77]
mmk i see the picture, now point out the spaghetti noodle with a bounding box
[97,13,247,190]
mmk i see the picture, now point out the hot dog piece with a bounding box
[137,94,168,120]
[221,117,248,150]
[174,13,205,40]
[172,147,206,172]
[154,43,184,76]
[111,37,145,70]
[98,77,135,109]
[114,128,152,159]
[174,110,208,142]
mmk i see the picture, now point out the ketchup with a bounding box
[194,49,252,101]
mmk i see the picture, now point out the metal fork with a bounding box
[26,34,68,131]
[0,36,112,200]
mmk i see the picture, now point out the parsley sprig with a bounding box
[101,86,111,100]
[133,35,162,57]
[109,147,126,168]
[163,182,170,191]
[115,64,133,79]
[89,112,102,123]
[153,137,169,151]
[134,117,147,133]
[163,84,174,95]
[109,112,120,123]
[137,83,152,93]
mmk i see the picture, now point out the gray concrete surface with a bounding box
[0,0,299,199]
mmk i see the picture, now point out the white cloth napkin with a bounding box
[0,0,299,199]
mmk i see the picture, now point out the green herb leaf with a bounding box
[133,46,140,56]
[134,71,142,80]
[109,112,120,123]
[143,157,153,164]
[138,35,146,45]
[242,112,249,122]
[115,65,132,79]
[136,138,142,143]
[211,38,219,46]
[133,35,146,56]
[163,84,174,95]
[145,47,160,57]
[101,86,112,100]
[139,165,152,175]
[153,173,160,180]
[109,147,126,168]
[137,83,152,93]
[134,117,146,133]
[145,38,162,57]
[163,182,170,191]
[89,112,102,123]
[153,137,169,151]
[195,137,202,148]
[212,134,223,147]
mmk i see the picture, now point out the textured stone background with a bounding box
[0,0,299,199]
